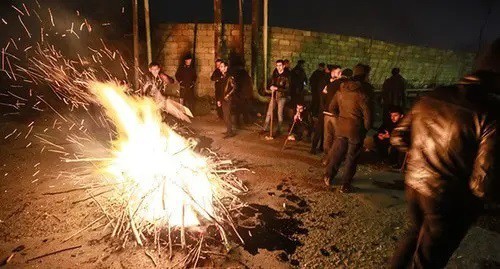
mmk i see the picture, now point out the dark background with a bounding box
[1,0,499,51]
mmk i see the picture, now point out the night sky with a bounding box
[2,0,500,51]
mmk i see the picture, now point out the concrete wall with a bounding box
[155,23,474,97]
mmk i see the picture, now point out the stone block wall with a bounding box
[155,23,474,97]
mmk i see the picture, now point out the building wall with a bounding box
[156,23,474,97]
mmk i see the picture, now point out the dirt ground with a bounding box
[0,111,499,269]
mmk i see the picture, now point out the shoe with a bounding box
[323,174,332,187]
[340,184,352,193]
[259,130,269,135]
[223,132,236,139]
[310,149,317,155]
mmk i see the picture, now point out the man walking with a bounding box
[389,39,500,269]
[210,59,224,119]
[218,61,237,138]
[175,54,197,112]
[262,60,290,137]
[323,78,372,193]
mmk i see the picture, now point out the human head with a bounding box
[342,68,353,78]
[184,54,193,66]
[354,63,371,81]
[219,60,229,74]
[326,64,334,73]
[148,62,161,76]
[296,103,305,113]
[318,62,325,70]
[215,58,222,68]
[284,59,290,68]
[476,38,500,73]
[297,60,305,67]
[391,68,400,76]
[330,65,342,78]
[276,59,285,73]
[389,106,404,123]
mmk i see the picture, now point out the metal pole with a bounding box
[132,0,140,89]
[144,0,152,64]
[263,0,268,86]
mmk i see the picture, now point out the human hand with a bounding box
[270,85,278,91]
[217,101,221,107]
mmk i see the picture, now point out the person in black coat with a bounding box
[175,54,197,112]
[382,68,406,124]
[210,59,224,119]
[309,62,326,116]
[290,60,308,107]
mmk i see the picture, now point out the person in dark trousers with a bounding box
[290,60,308,107]
[382,68,406,124]
[322,65,346,156]
[373,105,404,168]
[309,63,326,116]
[262,60,290,136]
[231,65,253,127]
[310,64,332,154]
[217,61,237,138]
[286,103,311,141]
[210,59,224,119]
[389,38,500,269]
[353,63,375,104]
[175,54,197,112]
[323,79,372,193]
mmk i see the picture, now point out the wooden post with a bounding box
[263,0,268,86]
[238,0,244,56]
[251,0,260,91]
[214,0,222,61]
[132,0,140,89]
[144,0,152,64]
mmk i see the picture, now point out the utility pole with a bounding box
[263,0,268,86]
[238,0,244,56]
[251,0,260,91]
[214,0,222,61]
[132,0,140,89]
[144,0,152,64]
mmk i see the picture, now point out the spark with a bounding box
[1,18,7,25]
[22,3,31,16]
[48,8,54,27]
[4,129,17,139]
[11,5,25,16]
[18,15,31,38]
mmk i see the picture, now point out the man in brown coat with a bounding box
[323,79,372,193]
[389,38,500,268]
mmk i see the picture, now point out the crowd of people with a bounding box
[138,38,500,268]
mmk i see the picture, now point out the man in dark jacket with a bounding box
[309,63,326,116]
[262,60,290,136]
[389,38,500,268]
[211,59,224,119]
[310,64,332,153]
[290,60,308,106]
[218,61,237,138]
[382,68,406,124]
[373,105,404,168]
[323,79,372,193]
[175,54,197,112]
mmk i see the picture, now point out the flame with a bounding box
[90,82,214,227]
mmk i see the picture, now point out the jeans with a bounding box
[263,97,286,132]
[390,187,481,269]
[325,137,363,185]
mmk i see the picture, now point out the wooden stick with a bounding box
[27,245,82,262]
[62,215,105,242]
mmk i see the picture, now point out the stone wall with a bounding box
[155,23,475,97]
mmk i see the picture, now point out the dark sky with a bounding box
[151,0,500,51]
[2,0,499,51]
